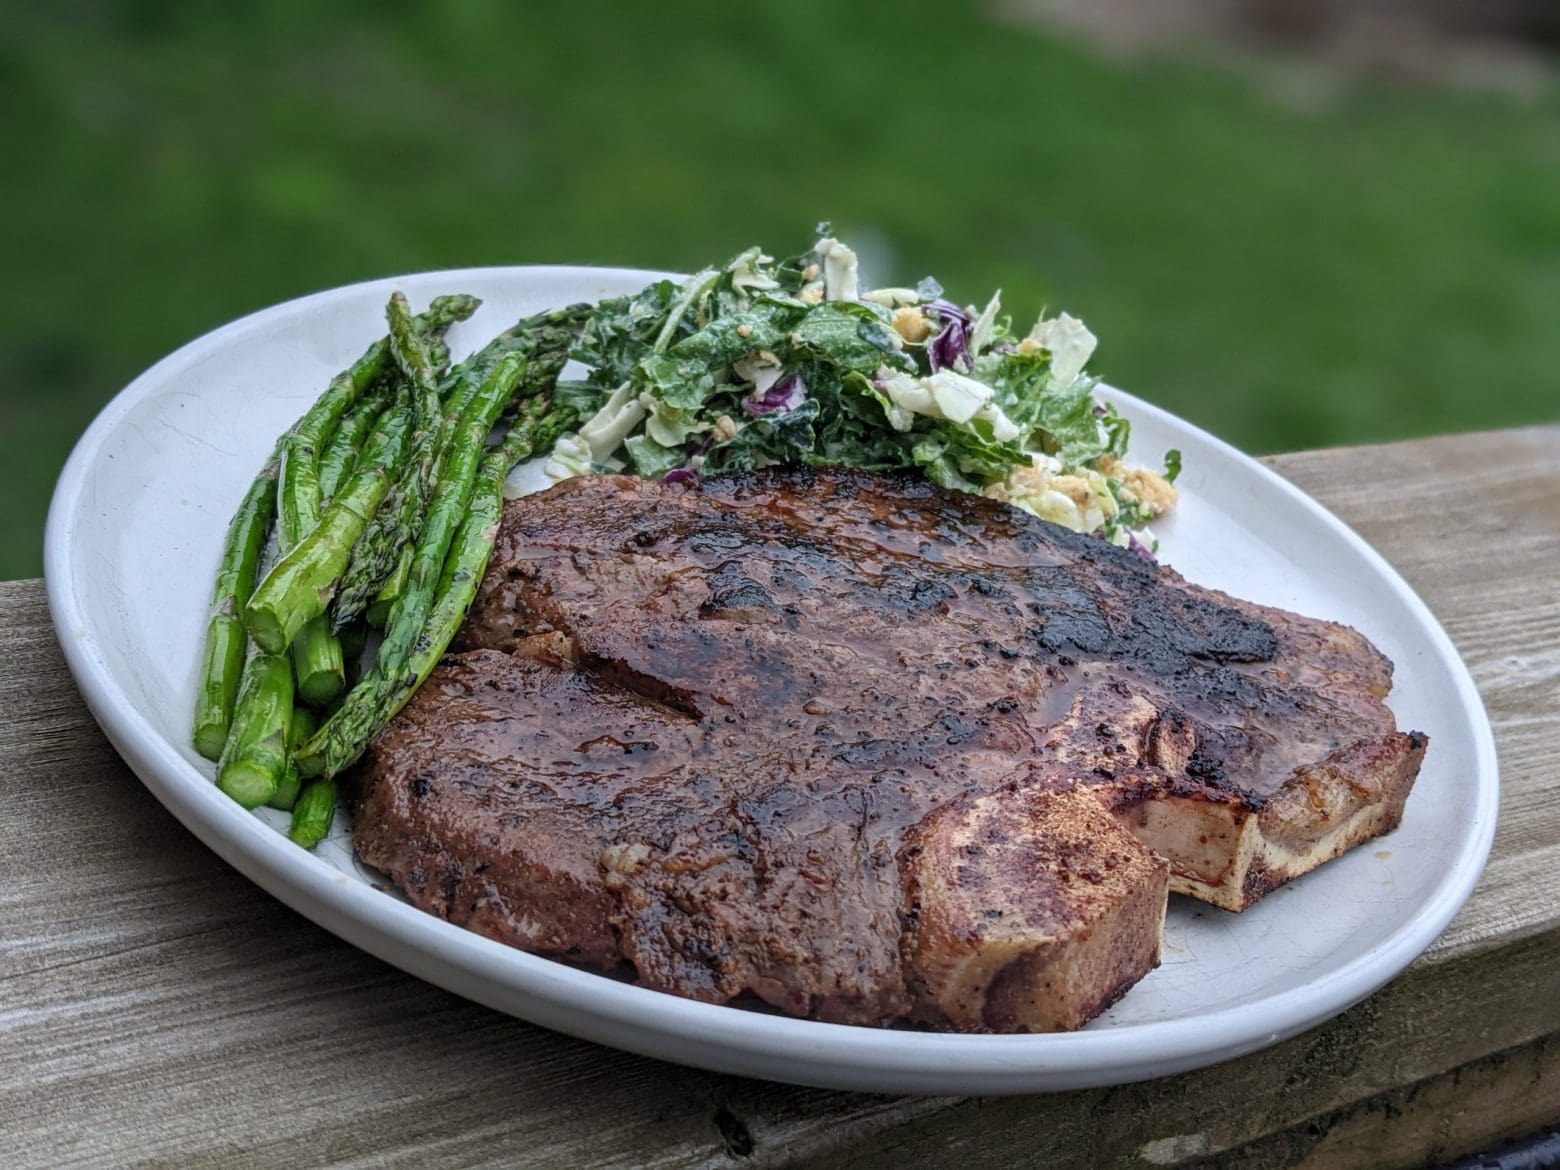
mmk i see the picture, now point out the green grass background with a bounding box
[3,1,1556,579]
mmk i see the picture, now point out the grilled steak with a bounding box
[352,467,1426,1030]
[356,649,1167,1027]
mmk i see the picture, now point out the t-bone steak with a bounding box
[351,467,1426,1031]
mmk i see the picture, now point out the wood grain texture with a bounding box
[2,426,1557,1170]
[1270,426,1560,963]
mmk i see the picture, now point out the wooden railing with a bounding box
[1,426,1555,1168]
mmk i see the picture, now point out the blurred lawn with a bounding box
[3,1,1557,579]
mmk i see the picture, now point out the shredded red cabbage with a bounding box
[926,299,972,373]
[742,372,806,416]
[661,467,700,486]
[1126,533,1157,563]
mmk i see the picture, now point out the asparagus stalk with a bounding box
[317,393,387,503]
[216,647,294,808]
[325,295,445,630]
[281,450,348,709]
[288,778,337,849]
[192,447,280,759]
[364,361,489,626]
[295,358,532,775]
[316,394,393,632]
[279,294,477,516]
[338,622,368,677]
[243,399,413,654]
[455,302,591,392]
[291,618,345,708]
[296,405,576,778]
[330,304,590,631]
[359,361,496,628]
[426,334,453,378]
[365,546,412,628]
[192,296,476,758]
[266,705,318,812]
[283,297,478,704]
[378,353,528,663]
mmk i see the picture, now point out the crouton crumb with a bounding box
[891,306,932,343]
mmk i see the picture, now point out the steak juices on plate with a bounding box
[351,467,1426,1032]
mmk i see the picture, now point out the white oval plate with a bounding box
[45,267,1498,1094]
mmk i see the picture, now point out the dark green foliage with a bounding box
[4,2,1558,576]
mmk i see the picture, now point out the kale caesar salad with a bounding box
[547,228,1181,554]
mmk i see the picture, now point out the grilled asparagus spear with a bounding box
[192,447,280,760]
[317,392,388,504]
[288,777,338,849]
[296,405,575,780]
[266,705,318,812]
[331,303,590,630]
[215,647,294,809]
[243,399,413,655]
[193,296,477,753]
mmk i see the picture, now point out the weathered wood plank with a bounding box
[1,425,1556,1170]
[1265,427,1560,963]
[789,933,1560,1170]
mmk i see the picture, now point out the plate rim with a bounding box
[43,264,1500,1094]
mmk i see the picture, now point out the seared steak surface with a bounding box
[353,468,1426,1029]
